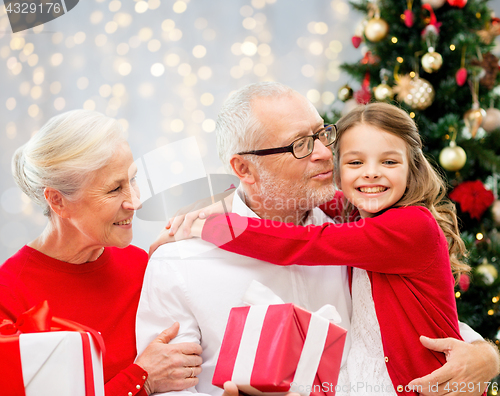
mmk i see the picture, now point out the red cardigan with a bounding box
[0,245,149,396]
[202,199,462,395]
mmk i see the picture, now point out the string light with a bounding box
[476,233,484,240]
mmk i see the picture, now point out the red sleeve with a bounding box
[202,206,440,276]
[104,363,148,396]
[318,191,345,220]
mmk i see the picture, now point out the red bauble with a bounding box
[352,36,362,48]
[455,68,467,86]
[447,0,467,7]
[449,180,495,220]
[459,274,470,292]
[404,10,414,28]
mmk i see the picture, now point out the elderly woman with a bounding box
[0,110,202,396]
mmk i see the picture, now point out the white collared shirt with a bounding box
[136,186,352,396]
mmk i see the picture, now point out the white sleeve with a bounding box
[459,321,484,343]
[135,258,212,396]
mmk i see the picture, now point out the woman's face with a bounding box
[65,142,140,248]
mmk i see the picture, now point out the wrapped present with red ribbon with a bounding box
[0,300,105,396]
[212,281,347,396]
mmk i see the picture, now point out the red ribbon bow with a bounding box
[0,301,105,396]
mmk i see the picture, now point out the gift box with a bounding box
[213,281,347,396]
[0,301,105,396]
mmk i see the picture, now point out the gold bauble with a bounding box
[481,108,500,133]
[338,84,353,102]
[492,200,500,226]
[401,77,434,110]
[439,141,467,171]
[364,17,389,42]
[476,258,498,285]
[373,83,394,101]
[464,105,486,138]
[422,0,446,8]
[421,50,443,73]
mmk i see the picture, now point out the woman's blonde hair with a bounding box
[12,109,126,217]
[333,102,469,280]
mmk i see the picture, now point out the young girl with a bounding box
[171,102,470,395]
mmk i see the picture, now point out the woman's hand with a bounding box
[135,322,203,394]
[148,190,235,257]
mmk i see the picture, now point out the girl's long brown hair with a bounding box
[333,102,469,281]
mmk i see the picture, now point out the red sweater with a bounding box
[0,245,149,396]
[202,201,462,395]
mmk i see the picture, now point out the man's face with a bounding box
[250,92,335,216]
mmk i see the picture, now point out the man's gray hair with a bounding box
[215,82,295,174]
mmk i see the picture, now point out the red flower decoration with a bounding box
[449,180,495,220]
[354,86,371,104]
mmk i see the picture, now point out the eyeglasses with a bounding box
[237,124,337,159]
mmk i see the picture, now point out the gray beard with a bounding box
[255,166,336,215]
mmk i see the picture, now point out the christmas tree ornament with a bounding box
[403,0,414,28]
[463,103,486,138]
[422,48,443,73]
[351,36,362,48]
[455,68,467,86]
[471,52,499,90]
[354,73,372,105]
[476,259,498,285]
[421,4,442,36]
[360,51,380,65]
[492,200,500,226]
[439,141,467,172]
[477,17,500,44]
[373,83,394,101]
[338,84,353,102]
[455,46,467,86]
[447,0,467,8]
[365,17,389,42]
[393,74,435,110]
[422,0,446,8]
[449,180,495,219]
[354,86,371,105]
[458,273,470,292]
[481,108,500,133]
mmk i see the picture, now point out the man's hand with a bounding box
[135,322,203,395]
[221,381,300,396]
[408,336,500,396]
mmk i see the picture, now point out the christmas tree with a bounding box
[324,0,500,381]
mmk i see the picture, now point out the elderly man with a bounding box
[136,82,499,396]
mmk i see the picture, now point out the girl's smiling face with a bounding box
[339,123,409,218]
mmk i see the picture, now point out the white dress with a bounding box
[336,268,397,396]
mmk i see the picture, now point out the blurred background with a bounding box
[1,0,499,264]
[0,0,366,261]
